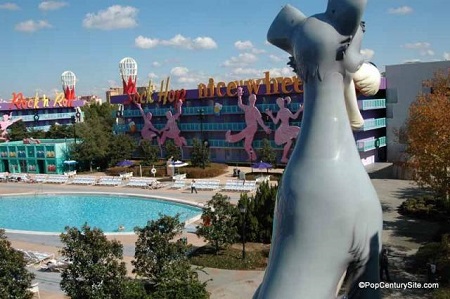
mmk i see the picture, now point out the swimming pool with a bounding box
[0,193,202,234]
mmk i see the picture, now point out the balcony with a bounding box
[358,99,386,110]
[356,136,386,152]
[363,118,386,131]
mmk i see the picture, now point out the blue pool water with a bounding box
[0,193,202,233]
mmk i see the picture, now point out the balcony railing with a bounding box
[12,112,80,123]
[358,98,386,110]
[363,118,386,131]
[356,136,386,152]
[116,103,304,119]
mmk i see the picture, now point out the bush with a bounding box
[105,165,167,177]
[415,242,442,269]
[433,287,450,299]
[184,163,228,179]
[398,195,449,221]
[245,172,283,181]
[415,234,450,285]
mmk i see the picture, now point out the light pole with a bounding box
[250,149,253,174]
[198,109,205,169]
[239,203,247,260]
[71,115,76,146]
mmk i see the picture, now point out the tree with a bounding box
[196,193,238,254]
[190,138,210,168]
[405,70,450,202]
[81,102,116,129]
[59,224,128,299]
[237,181,278,244]
[70,102,119,171]
[140,140,160,166]
[108,134,136,167]
[0,229,35,299]
[164,139,182,161]
[45,123,73,139]
[258,138,277,166]
[71,117,113,171]
[7,120,29,141]
[133,215,209,298]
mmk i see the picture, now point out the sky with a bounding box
[0,0,449,101]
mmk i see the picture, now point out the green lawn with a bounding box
[189,244,269,270]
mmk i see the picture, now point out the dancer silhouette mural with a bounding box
[225,87,271,161]
[265,97,303,163]
[0,113,21,141]
[254,1,383,298]
[158,99,187,148]
[134,102,159,144]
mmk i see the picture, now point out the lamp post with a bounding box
[71,115,76,146]
[239,203,247,260]
[250,149,253,174]
[198,109,205,169]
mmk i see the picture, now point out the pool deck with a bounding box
[1,166,266,298]
[1,164,440,298]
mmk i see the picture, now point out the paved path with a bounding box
[0,167,442,298]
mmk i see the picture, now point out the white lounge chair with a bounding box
[70,176,98,185]
[171,180,186,189]
[17,249,55,265]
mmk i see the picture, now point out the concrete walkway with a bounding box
[0,165,442,298]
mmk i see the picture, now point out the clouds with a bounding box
[222,53,258,67]
[361,48,375,61]
[135,34,217,50]
[235,41,253,51]
[234,40,265,54]
[0,2,20,10]
[388,6,413,15]
[444,53,450,61]
[169,67,207,86]
[15,20,52,32]
[403,42,435,56]
[39,1,67,11]
[135,36,159,49]
[219,39,269,68]
[171,67,189,77]
[83,5,138,30]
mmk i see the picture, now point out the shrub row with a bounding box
[398,195,450,221]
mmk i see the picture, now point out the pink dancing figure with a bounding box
[265,97,304,163]
[225,87,271,161]
[134,102,159,143]
[0,113,21,141]
[158,99,187,147]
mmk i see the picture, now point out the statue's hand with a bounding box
[265,109,273,117]
[354,63,381,96]
[237,86,243,98]
[265,127,272,135]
